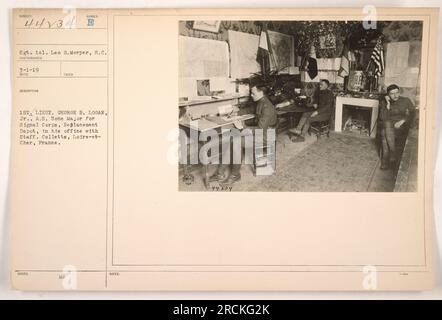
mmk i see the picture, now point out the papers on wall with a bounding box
[238,83,250,96]
[316,59,326,70]
[385,67,420,89]
[316,58,341,71]
[179,36,229,78]
[210,77,229,92]
[384,41,421,89]
[404,67,420,89]
[408,41,422,67]
[197,79,211,96]
[228,30,261,79]
[301,70,344,84]
[320,71,340,84]
[225,78,237,93]
[384,41,410,85]
[318,71,331,82]
[288,66,299,75]
[302,58,343,84]
[179,78,197,98]
[385,41,410,73]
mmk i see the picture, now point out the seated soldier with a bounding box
[378,84,415,170]
[289,79,334,142]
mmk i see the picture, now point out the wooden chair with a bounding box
[308,100,335,140]
[307,93,337,140]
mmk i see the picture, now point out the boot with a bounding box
[208,172,228,183]
[220,173,241,186]
[380,159,389,170]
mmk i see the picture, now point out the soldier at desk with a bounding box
[288,79,334,142]
[208,84,278,186]
[378,84,415,170]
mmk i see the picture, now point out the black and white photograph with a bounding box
[3,5,440,295]
[178,19,422,192]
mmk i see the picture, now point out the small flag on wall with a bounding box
[338,43,355,78]
[338,47,350,77]
[305,45,318,80]
[370,39,385,78]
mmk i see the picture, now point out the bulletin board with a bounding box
[384,41,421,89]
[228,30,261,79]
[384,41,421,105]
[178,35,230,78]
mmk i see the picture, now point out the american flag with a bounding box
[370,40,385,78]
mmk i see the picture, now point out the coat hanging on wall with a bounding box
[306,45,318,79]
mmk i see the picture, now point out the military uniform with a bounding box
[378,96,414,168]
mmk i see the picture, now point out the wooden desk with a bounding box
[179,114,255,132]
[276,103,313,131]
[277,103,312,113]
[179,94,247,108]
